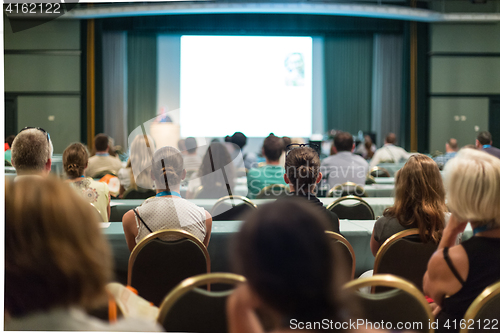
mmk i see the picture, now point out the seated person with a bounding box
[122,146,212,252]
[11,127,53,178]
[369,133,411,169]
[227,200,371,333]
[354,134,376,160]
[321,131,369,189]
[370,154,447,256]
[182,137,202,173]
[433,138,458,170]
[5,177,160,331]
[283,145,340,233]
[118,134,156,197]
[246,134,287,199]
[63,143,111,222]
[186,142,236,199]
[86,133,123,178]
[424,148,500,333]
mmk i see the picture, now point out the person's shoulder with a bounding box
[321,155,336,165]
[351,153,369,165]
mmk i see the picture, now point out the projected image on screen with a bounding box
[180,36,312,138]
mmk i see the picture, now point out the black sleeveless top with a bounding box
[437,236,500,332]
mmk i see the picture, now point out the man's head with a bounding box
[94,134,109,153]
[446,138,458,153]
[231,132,247,150]
[385,133,397,145]
[11,128,52,176]
[184,137,198,155]
[333,132,354,153]
[262,134,284,163]
[476,131,492,148]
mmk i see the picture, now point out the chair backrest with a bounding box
[344,275,434,333]
[327,182,366,198]
[158,273,246,333]
[128,229,210,307]
[211,195,257,221]
[122,187,157,199]
[326,195,375,220]
[256,184,290,199]
[325,231,356,280]
[460,281,500,333]
[370,166,391,178]
[93,169,118,179]
[373,229,437,292]
[365,175,376,185]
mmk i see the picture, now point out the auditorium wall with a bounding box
[4,19,82,154]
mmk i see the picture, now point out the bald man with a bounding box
[369,133,411,169]
[433,138,458,170]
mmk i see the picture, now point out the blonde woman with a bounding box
[424,149,500,332]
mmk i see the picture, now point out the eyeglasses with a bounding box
[285,143,320,156]
[19,127,51,143]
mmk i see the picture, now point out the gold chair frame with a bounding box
[325,195,375,220]
[157,272,246,324]
[343,274,434,332]
[211,195,257,216]
[325,231,356,280]
[370,166,391,178]
[256,184,290,199]
[373,228,420,273]
[327,182,366,198]
[459,281,500,333]
[128,229,211,286]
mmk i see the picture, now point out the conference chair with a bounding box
[460,281,500,333]
[325,231,356,280]
[90,203,104,222]
[326,182,366,198]
[92,169,118,179]
[128,229,210,307]
[326,196,375,220]
[211,195,257,221]
[157,273,246,333]
[256,184,290,199]
[365,175,376,185]
[370,166,391,178]
[344,275,434,333]
[122,187,156,199]
[373,229,437,292]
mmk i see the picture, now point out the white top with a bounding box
[69,178,110,222]
[134,196,207,244]
[321,151,369,187]
[369,144,411,169]
[118,168,131,190]
[86,155,123,178]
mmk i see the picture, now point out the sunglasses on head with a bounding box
[19,127,51,143]
[285,143,319,156]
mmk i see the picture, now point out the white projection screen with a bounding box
[180,36,313,138]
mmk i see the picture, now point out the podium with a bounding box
[149,123,180,149]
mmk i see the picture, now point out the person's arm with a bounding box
[370,232,382,257]
[122,210,139,252]
[227,284,264,333]
[370,218,384,256]
[438,214,467,250]
[203,211,213,248]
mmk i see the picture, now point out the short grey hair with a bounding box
[11,129,53,172]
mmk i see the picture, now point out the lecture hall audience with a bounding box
[63,142,111,222]
[122,146,212,251]
[86,133,123,178]
[424,148,500,333]
[370,154,447,256]
[5,177,161,331]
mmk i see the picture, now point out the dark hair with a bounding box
[364,135,375,159]
[334,132,353,152]
[231,132,247,150]
[384,154,446,243]
[152,147,184,191]
[285,147,320,193]
[385,133,397,144]
[63,143,89,179]
[6,135,15,147]
[263,134,284,162]
[185,137,198,154]
[477,131,492,145]
[198,143,235,190]
[232,200,350,330]
[94,134,109,152]
[5,177,112,317]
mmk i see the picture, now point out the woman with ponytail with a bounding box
[370,154,447,256]
[63,143,110,222]
[284,145,340,233]
[122,146,212,252]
